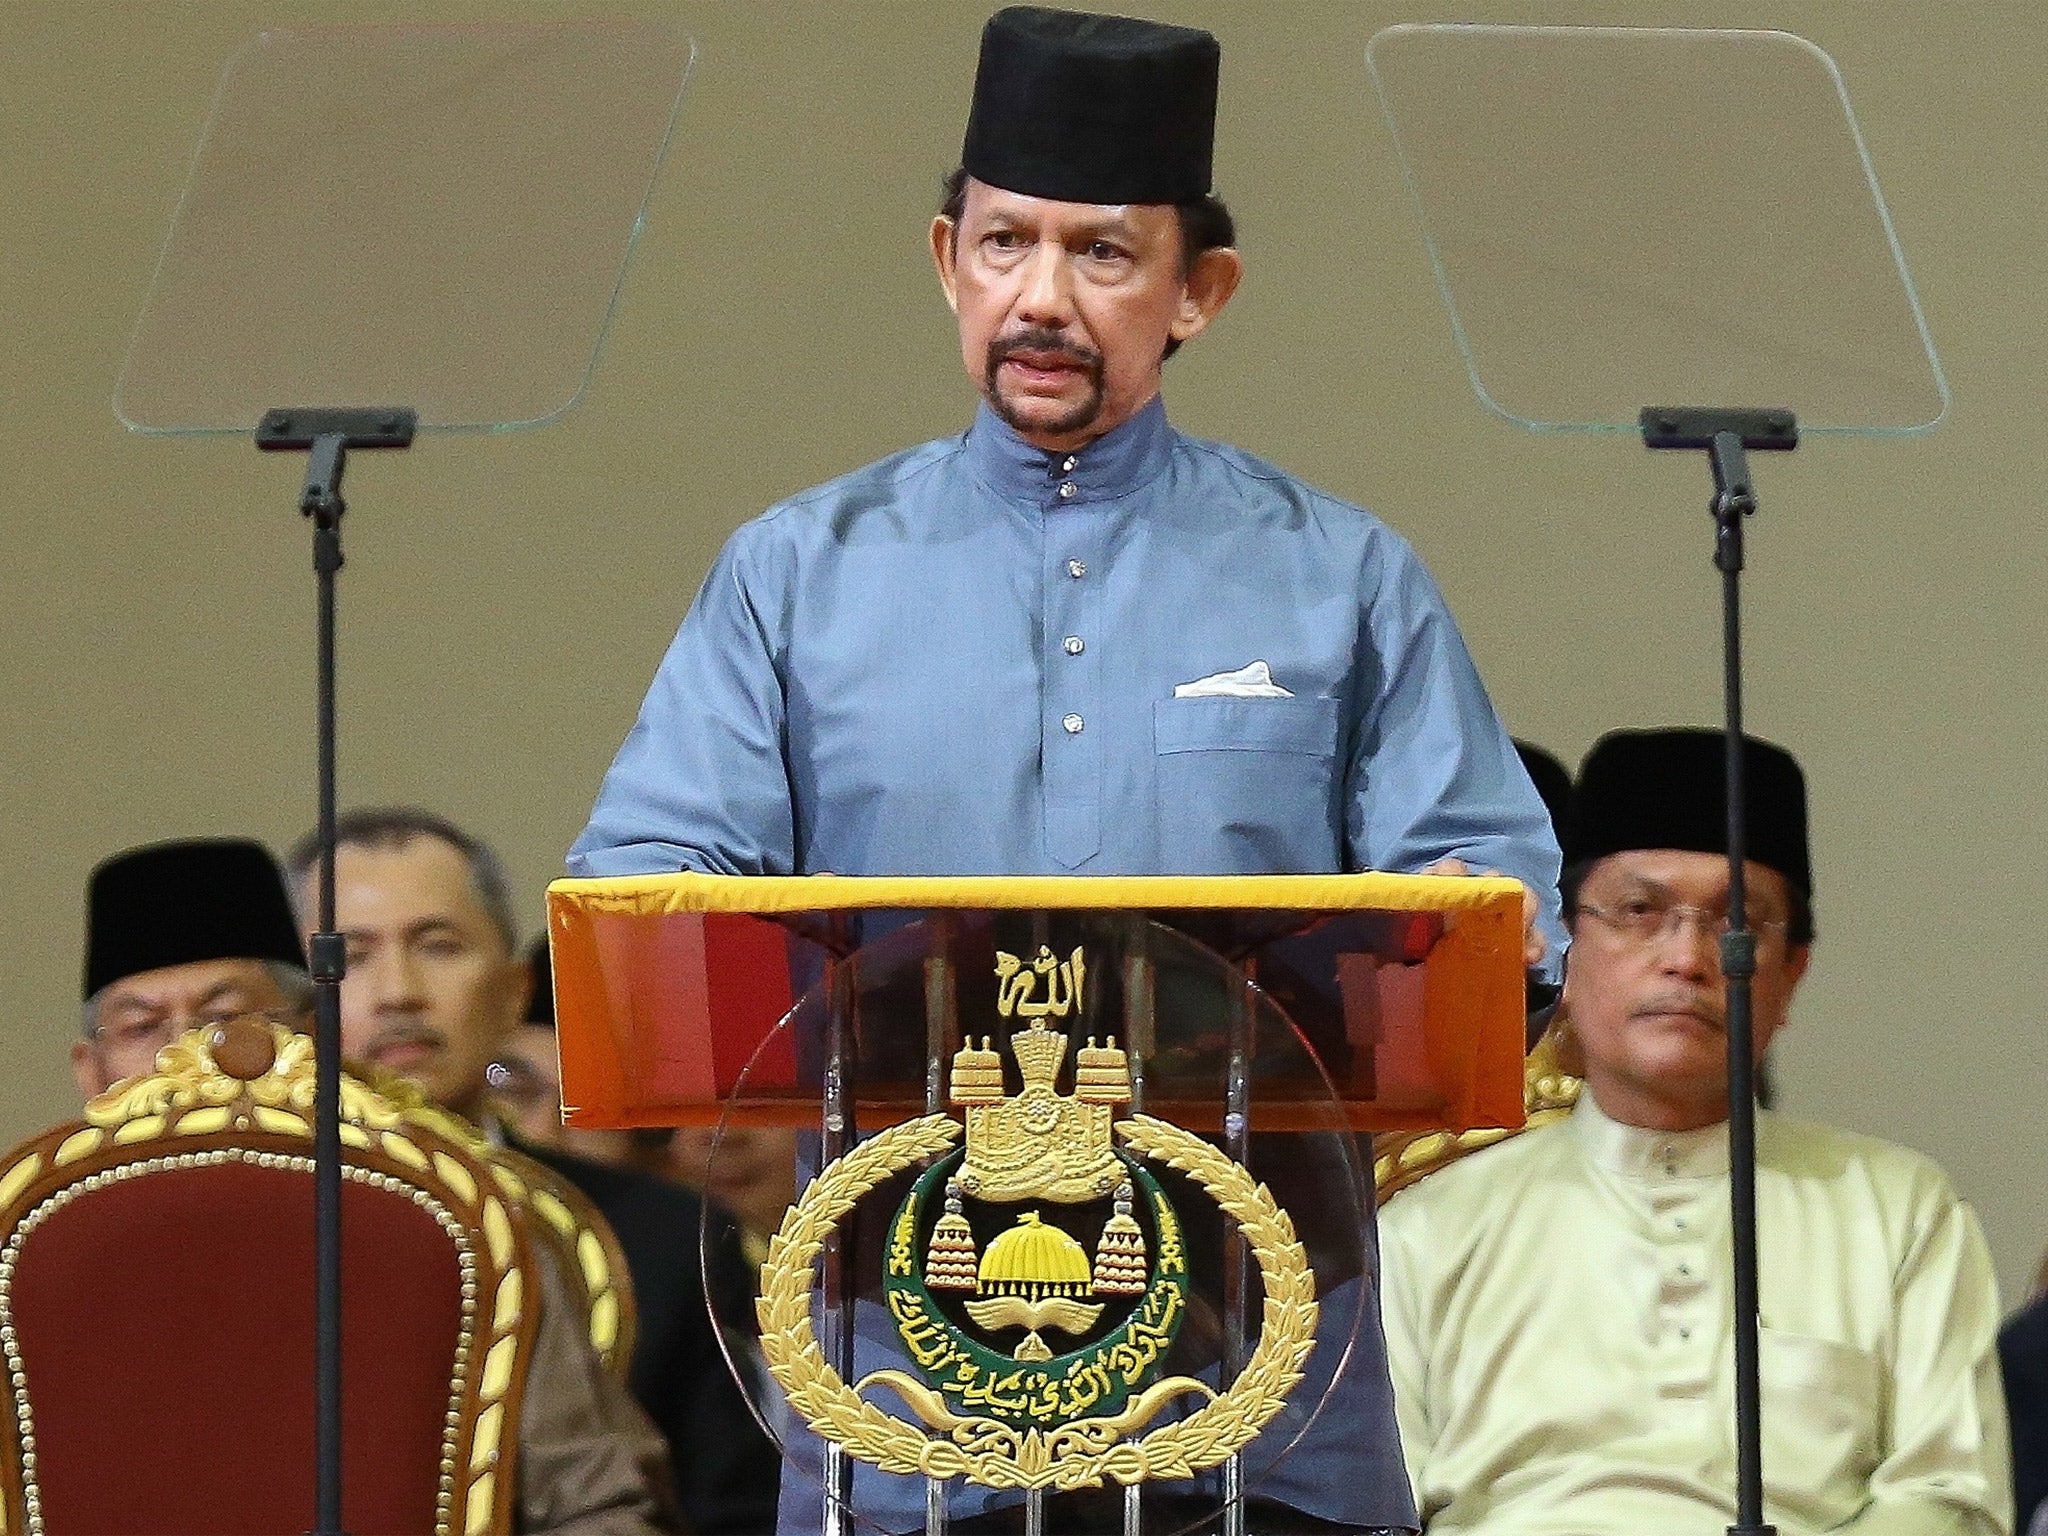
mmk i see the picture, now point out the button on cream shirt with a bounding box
[1379,1096,2011,1534]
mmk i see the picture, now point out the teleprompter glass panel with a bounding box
[115,20,693,433]
[1365,25,1946,435]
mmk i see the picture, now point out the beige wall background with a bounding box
[4,1,2044,1301]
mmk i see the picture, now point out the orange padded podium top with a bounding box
[544,872,1528,1135]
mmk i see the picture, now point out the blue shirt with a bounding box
[570,396,1563,1534]
[570,396,1564,966]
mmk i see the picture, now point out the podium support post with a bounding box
[1641,404,1797,1536]
[820,939,858,1536]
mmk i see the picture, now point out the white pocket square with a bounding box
[1172,660,1295,699]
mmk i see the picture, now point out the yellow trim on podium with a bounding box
[547,869,1523,917]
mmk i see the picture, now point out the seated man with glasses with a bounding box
[73,838,313,1097]
[1378,728,2010,1533]
[71,835,683,1535]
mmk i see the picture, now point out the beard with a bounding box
[983,328,1106,438]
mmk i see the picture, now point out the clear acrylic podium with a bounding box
[546,871,1528,1535]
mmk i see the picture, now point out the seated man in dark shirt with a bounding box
[2002,1287,2048,1534]
[285,807,781,1536]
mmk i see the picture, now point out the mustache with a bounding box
[985,328,1104,378]
[363,1017,445,1055]
[1630,992,1724,1028]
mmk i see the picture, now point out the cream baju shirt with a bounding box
[1379,1095,2011,1534]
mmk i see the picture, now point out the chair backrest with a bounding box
[1375,1021,1583,1203]
[482,1144,637,1377]
[344,1067,638,1379]
[0,1019,537,1536]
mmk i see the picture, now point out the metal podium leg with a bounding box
[1121,929,1154,1118]
[1120,924,1156,1536]
[821,949,857,1536]
[1220,971,1254,1536]
[923,923,958,1536]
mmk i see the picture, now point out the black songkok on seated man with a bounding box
[962,6,1219,204]
[84,838,305,999]
[1569,726,1811,895]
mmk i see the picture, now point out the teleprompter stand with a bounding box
[257,405,416,1536]
[1641,405,1797,1536]
[111,20,696,1534]
[1368,24,1949,1529]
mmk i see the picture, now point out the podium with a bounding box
[546,871,1527,1535]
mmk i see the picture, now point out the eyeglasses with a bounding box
[1577,898,1788,948]
[92,1007,297,1055]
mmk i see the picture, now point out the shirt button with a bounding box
[1061,455,1078,473]
[1066,559,1086,579]
[1057,480,1077,499]
[1063,636,1085,655]
[1062,713,1084,734]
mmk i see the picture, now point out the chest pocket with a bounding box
[1153,695,1342,873]
[1757,1326,1884,1523]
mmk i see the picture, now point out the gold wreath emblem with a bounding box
[755,1113,1318,1492]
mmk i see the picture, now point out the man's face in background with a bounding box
[311,835,527,1121]
[486,1020,638,1165]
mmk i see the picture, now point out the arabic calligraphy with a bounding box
[888,1202,917,1278]
[886,1284,1187,1425]
[995,946,1086,1020]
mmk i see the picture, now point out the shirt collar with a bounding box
[1571,1089,1731,1182]
[963,393,1174,506]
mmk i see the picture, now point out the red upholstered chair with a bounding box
[0,1019,537,1536]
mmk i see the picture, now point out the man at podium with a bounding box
[572,7,1561,1531]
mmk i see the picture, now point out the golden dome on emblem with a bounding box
[977,1210,1092,1294]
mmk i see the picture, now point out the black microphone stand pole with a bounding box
[257,406,415,1536]
[1640,405,1796,1536]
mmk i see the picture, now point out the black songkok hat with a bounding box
[525,936,555,1029]
[962,7,1219,205]
[1512,739,1572,843]
[84,838,306,999]
[1569,728,1812,896]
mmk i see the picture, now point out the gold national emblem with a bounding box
[755,945,1320,1493]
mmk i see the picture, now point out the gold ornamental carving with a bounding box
[754,945,1319,1493]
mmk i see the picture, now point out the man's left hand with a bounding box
[1420,858,1546,968]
